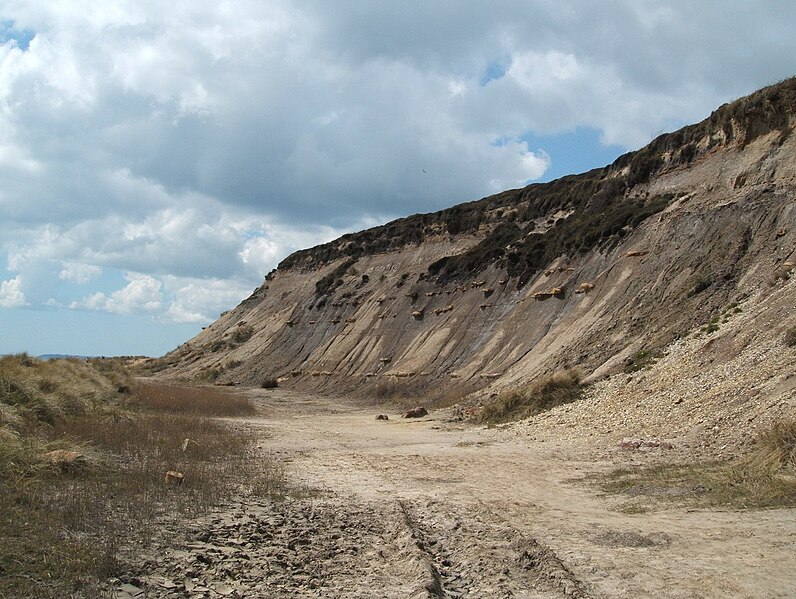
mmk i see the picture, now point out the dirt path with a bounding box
[116,389,796,598]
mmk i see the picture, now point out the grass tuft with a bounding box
[599,419,796,511]
[477,370,583,425]
[0,360,282,598]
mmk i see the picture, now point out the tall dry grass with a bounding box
[600,419,796,511]
[0,359,282,598]
[128,379,257,416]
[477,370,583,424]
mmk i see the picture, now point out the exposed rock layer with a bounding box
[160,79,796,402]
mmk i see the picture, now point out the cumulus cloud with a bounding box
[59,262,101,284]
[0,276,27,308]
[72,273,162,315]
[0,0,795,341]
[163,277,255,324]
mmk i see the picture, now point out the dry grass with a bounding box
[0,359,283,598]
[477,370,583,425]
[369,379,404,401]
[599,419,796,511]
[128,380,257,417]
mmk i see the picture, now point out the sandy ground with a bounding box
[116,388,796,598]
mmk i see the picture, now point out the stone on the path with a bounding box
[403,406,429,418]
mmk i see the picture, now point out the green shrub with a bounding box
[624,349,661,373]
[478,370,583,425]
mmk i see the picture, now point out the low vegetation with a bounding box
[701,315,721,335]
[785,326,796,347]
[477,370,583,425]
[315,257,357,296]
[230,324,254,344]
[624,349,661,373]
[0,355,282,598]
[431,190,675,287]
[261,377,279,389]
[599,419,796,511]
[282,80,796,291]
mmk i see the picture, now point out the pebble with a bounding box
[509,291,796,462]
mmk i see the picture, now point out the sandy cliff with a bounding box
[159,79,796,410]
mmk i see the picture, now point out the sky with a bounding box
[1,1,795,357]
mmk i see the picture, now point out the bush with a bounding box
[261,378,279,389]
[230,324,254,344]
[624,349,661,373]
[478,370,583,424]
[770,266,792,285]
[785,327,796,347]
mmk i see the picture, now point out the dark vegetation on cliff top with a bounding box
[273,78,796,292]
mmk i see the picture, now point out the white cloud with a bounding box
[163,277,254,324]
[0,276,27,308]
[1,0,795,350]
[58,262,101,284]
[0,143,42,172]
[72,273,162,314]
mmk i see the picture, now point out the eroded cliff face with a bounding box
[160,80,796,403]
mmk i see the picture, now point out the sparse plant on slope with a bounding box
[600,419,796,511]
[261,377,279,389]
[478,370,583,425]
[785,326,796,347]
[230,324,254,344]
[624,349,661,373]
[701,315,721,335]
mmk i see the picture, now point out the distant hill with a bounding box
[37,354,94,361]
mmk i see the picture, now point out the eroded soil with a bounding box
[114,389,796,598]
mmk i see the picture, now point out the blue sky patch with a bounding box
[0,307,198,357]
[480,57,511,86]
[0,20,34,51]
[523,127,626,182]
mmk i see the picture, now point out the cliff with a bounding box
[158,78,796,407]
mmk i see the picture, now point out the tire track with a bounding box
[397,500,589,598]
